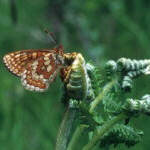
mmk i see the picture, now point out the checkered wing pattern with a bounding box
[3,49,64,92]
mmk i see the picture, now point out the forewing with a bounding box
[3,49,53,76]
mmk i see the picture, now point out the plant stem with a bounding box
[82,113,126,150]
[55,106,77,150]
[89,80,116,113]
[67,124,89,150]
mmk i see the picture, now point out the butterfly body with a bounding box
[3,47,65,92]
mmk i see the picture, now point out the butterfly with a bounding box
[3,45,70,92]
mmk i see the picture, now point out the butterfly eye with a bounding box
[56,54,64,65]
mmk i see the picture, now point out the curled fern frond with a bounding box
[62,54,95,101]
[117,58,150,71]
[121,70,143,91]
[86,62,103,97]
[105,58,150,91]
[106,60,117,72]
[100,124,143,148]
[105,60,117,80]
[124,95,150,116]
[117,58,150,91]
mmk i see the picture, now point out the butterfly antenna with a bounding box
[44,29,57,45]
[44,29,64,53]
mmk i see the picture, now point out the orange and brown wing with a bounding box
[3,49,54,76]
[3,49,63,92]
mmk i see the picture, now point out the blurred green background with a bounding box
[0,0,150,150]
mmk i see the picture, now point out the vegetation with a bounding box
[1,0,150,150]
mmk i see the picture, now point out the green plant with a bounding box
[55,56,150,150]
[3,48,150,150]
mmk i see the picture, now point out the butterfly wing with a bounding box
[3,49,63,92]
[3,50,53,76]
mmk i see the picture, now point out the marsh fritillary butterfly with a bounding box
[3,45,65,92]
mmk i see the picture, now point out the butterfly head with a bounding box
[53,45,65,66]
